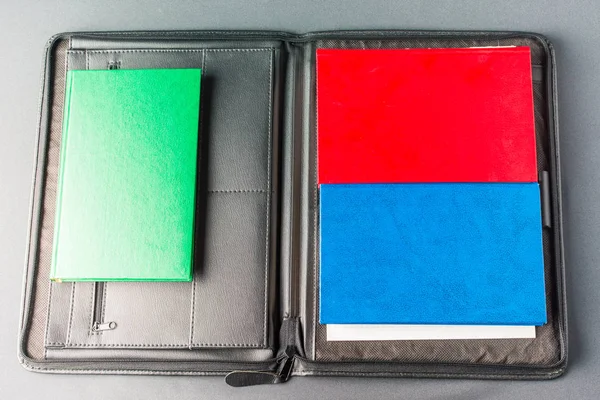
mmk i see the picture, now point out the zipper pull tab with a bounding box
[274,346,295,383]
[225,346,295,387]
[92,321,117,332]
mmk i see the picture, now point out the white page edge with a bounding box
[326,324,536,341]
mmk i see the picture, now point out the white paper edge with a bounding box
[326,324,536,341]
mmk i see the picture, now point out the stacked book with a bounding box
[317,47,547,341]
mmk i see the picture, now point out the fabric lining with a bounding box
[311,37,561,366]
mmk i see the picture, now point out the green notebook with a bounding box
[51,69,201,281]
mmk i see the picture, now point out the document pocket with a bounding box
[43,42,279,354]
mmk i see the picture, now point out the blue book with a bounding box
[319,183,547,325]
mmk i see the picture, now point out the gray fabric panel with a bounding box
[25,39,69,360]
[310,38,561,366]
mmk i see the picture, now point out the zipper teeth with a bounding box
[92,282,105,327]
[292,352,559,370]
[68,30,543,44]
[289,45,301,318]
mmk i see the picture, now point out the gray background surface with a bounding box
[0,0,597,398]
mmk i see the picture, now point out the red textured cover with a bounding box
[317,47,537,183]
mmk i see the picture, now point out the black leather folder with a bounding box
[18,30,567,386]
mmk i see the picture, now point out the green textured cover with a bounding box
[51,69,201,281]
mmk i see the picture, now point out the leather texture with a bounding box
[43,38,280,355]
[319,183,546,325]
[19,31,566,380]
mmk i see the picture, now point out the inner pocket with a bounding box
[61,281,192,348]
[45,192,271,349]
[44,44,278,351]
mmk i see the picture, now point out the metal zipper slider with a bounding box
[225,346,296,387]
[92,321,117,332]
[274,346,295,383]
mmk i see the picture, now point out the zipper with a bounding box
[225,346,296,387]
[69,29,547,45]
[275,346,296,382]
[90,282,116,332]
[288,43,303,319]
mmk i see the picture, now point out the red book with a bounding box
[317,47,537,184]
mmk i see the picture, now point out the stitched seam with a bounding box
[189,50,205,349]
[22,366,558,379]
[99,282,108,334]
[101,283,107,321]
[88,283,96,335]
[295,370,559,378]
[44,39,73,358]
[263,49,273,347]
[45,342,261,348]
[76,48,273,54]
[189,48,272,348]
[66,30,282,37]
[189,278,197,349]
[22,360,257,375]
[43,282,54,357]
[59,338,266,348]
[65,283,76,345]
[26,369,227,376]
[58,343,264,348]
[313,44,319,359]
[207,189,267,193]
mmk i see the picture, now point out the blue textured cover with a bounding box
[319,183,547,325]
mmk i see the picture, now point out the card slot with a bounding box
[190,192,270,348]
